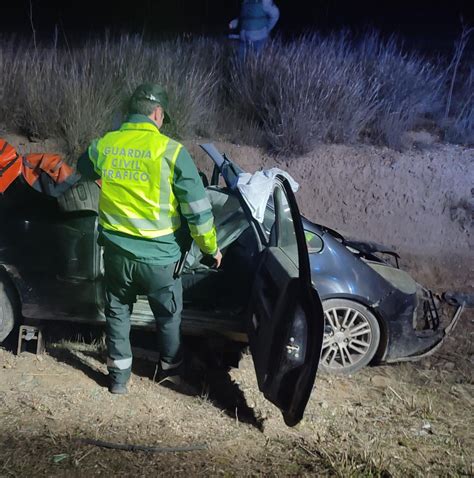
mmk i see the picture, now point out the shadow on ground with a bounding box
[41,323,264,431]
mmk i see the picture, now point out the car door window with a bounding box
[262,199,275,243]
[272,183,299,267]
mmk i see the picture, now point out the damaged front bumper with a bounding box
[388,302,464,363]
[382,290,468,363]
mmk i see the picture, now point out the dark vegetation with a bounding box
[0,30,472,158]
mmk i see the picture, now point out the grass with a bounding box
[441,65,474,145]
[228,32,447,154]
[0,30,472,159]
[0,35,222,157]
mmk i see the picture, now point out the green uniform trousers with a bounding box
[103,246,183,384]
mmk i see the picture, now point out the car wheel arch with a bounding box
[372,307,389,364]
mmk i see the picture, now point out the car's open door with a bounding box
[200,144,324,426]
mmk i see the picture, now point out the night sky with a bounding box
[1,1,473,51]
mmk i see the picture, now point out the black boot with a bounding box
[108,381,128,394]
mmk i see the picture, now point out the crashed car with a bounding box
[302,220,465,374]
[0,140,324,427]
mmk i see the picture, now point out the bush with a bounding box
[0,31,470,157]
[441,65,474,145]
[439,26,474,146]
[353,33,445,149]
[0,35,222,158]
[227,34,377,154]
[0,37,28,130]
[228,32,445,154]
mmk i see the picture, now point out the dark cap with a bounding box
[129,84,171,123]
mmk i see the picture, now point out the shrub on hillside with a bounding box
[228,34,378,154]
[439,26,474,146]
[0,32,470,157]
[0,38,29,130]
[228,32,445,154]
[440,66,474,145]
[353,33,445,149]
[0,35,222,158]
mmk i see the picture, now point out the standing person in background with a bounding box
[78,84,222,395]
[228,0,280,58]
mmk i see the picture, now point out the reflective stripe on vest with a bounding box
[240,0,267,32]
[93,122,183,239]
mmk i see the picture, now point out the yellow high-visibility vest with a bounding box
[89,122,183,239]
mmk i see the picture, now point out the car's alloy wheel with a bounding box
[0,278,17,343]
[320,299,380,374]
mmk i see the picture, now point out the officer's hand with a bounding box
[213,249,223,268]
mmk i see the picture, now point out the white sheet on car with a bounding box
[184,187,249,272]
[236,168,299,223]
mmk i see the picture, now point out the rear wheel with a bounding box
[320,299,380,375]
[0,277,18,343]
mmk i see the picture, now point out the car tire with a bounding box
[0,277,18,343]
[320,298,380,375]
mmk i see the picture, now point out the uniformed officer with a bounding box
[78,84,222,394]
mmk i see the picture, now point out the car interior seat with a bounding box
[182,186,258,310]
